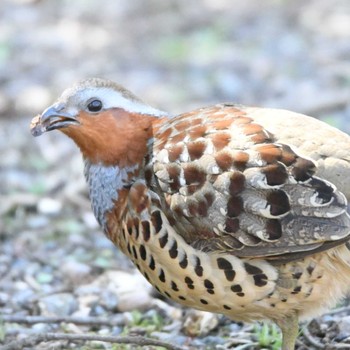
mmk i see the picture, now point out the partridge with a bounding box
[31,78,350,350]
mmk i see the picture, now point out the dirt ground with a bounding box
[1,0,350,349]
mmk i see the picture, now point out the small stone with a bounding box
[82,212,99,229]
[108,271,153,312]
[183,310,219,336]
[98,328,110,336]
[100,290,119,311]
[111,326,123,336]
[90,304,108,317]
[13,288,35,307]
[73,294,99,317]
[151,331,188,345]
[191,336,226,347]
[39,293,78,316]
[27,215,49,229]
[227,322,242,332]
[322,315,334,323]
[75,285,101,296]
[338,316,350,338]
[37,197,62,216]
[32,323,51,333]
[61,260,92,283]
[0,292,10,306]
[77,270,153,312]
[35,271,53,284]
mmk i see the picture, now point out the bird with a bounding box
[30,78,350,350]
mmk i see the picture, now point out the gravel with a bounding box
[1,0,350,349]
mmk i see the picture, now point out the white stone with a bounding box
[37,197,62,215]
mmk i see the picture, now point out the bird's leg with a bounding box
[276,312,299,350]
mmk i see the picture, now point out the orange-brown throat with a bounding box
[62,109,161,167]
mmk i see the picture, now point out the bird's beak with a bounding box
[30,103,80,137]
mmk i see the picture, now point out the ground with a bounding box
[1,0,350,349]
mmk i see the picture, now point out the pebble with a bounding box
[337,316,350,339]
[111,326,123,336]
[183,310,219,336]
[90,304,108,317]
[72,294,99,318]
[61,260,92,283]
[151,331,188,345]
[77,270,153,312]
[97,327,111,336]
[12,288,35,307]
[100,290,119,311]
[227,322,243,333]
[35,271,53,284]
[82,211,99,229]
[0,292,9,306]
[31,323,52,333]
[39,293,78,316]
[75,284,101,296]
[191,335,226,347]
[37,197,62,216]
[27,215,49,229]
[1,2,350,349]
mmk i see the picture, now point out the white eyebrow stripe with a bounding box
[80,87,168,116]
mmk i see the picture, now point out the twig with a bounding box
[324,305,350,316]
[326,343,350,349]
[0,333,185,350]
[302,326,325,349]
[234,343,259,350]
[302,325,350,349]
[226,338,254,345]
[0,314,124,327]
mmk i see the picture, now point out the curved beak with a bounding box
[30,103,80,137]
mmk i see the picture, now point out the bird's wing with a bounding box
[151,104,350,263]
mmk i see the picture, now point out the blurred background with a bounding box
[1,0,350,348]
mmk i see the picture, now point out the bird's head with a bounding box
[31,78,167,166]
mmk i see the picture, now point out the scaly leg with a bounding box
[276,313,299,350]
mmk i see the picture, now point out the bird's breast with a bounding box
[84,160,138,231]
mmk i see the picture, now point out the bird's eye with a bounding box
[87,99,103,112]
